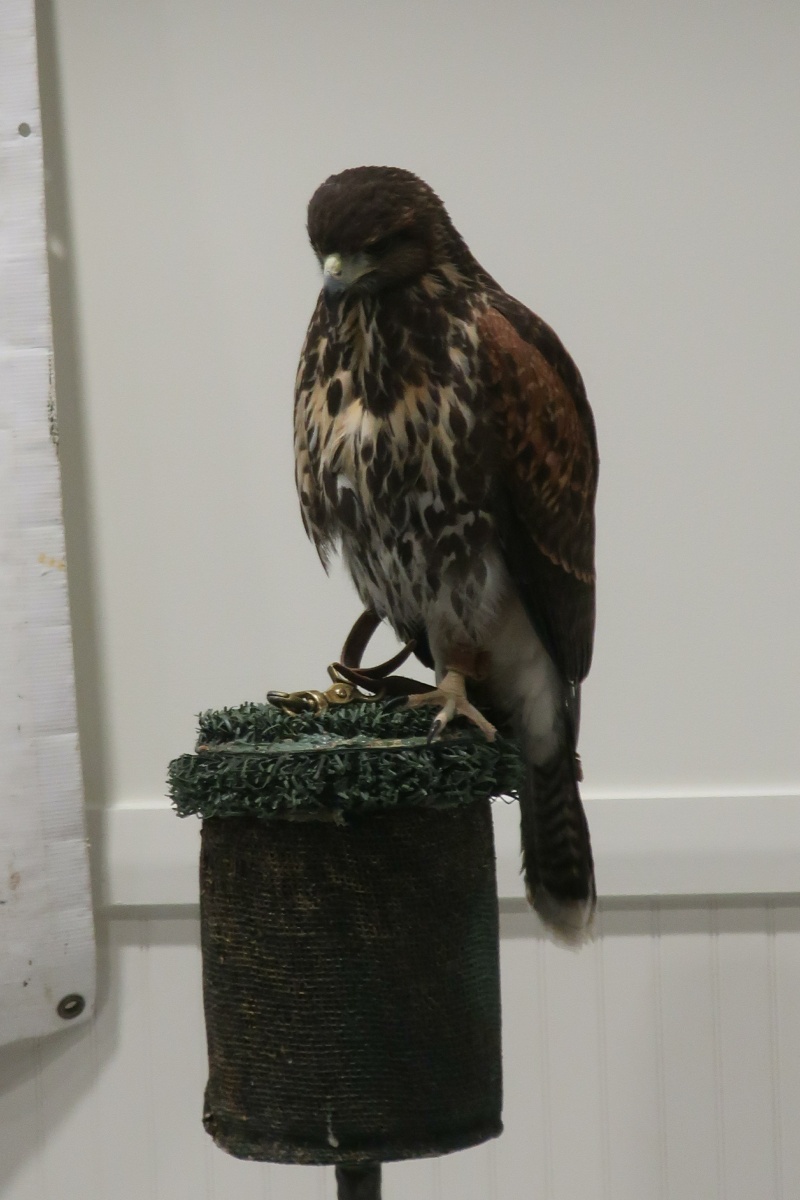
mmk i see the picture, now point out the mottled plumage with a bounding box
[295,166,599,940]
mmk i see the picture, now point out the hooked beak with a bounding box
[322,253,346,301]
[322,251,373,303]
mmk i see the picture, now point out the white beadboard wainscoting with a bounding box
[1,797,800,1200]
[3,900,800,1200]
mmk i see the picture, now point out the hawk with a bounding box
[294,166,598,941]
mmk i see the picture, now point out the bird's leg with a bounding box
[405,647,497,743]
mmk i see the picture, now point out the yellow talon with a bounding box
[405,669,497,742]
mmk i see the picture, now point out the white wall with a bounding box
[40,0,800,809]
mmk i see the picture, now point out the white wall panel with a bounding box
[772,904,800,1200]
[384,1157,438,1200]
[714,905,780,1200]
[537,933,606,1199]
[3,904,800,1200]
[37,0,800,810]
[595,907,664,1199]
[656,905,720,1200]
[136,919,211,1200]
[494,918,547,1200]
[0,1036,42,1200]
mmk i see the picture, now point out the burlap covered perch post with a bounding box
[169,697,524,1198]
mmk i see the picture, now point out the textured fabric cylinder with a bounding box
[200,801,502,1165]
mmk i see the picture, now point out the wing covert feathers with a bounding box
[479,306,598,683]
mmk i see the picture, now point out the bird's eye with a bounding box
[368,230,412,256]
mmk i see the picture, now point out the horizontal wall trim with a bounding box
[88,794,800,907]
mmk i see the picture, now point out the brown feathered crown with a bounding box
[306,166,447,257]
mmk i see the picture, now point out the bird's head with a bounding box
[306,166,458,304]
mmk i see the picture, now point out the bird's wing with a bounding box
[478,305,598,684]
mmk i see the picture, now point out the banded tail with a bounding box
[520,745,596,944]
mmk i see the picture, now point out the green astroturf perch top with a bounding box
[169,699,525,821]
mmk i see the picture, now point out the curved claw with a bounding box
[409,671,497,742]
[427,696,457,743]
[426,712,445,744]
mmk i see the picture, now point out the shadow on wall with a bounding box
[0,1036,85,1192]
[0,925,108,1197]
[35,0,110,815]
[0,915,204,1198]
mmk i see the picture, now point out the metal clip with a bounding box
[267,666,383,716]
[265,688,329,715]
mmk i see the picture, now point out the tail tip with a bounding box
[526,882,596,948]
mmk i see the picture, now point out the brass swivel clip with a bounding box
[267,664,383,716]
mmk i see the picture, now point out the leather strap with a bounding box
[333,610,435,698]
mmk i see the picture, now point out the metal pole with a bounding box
[335,1162,382,1198]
